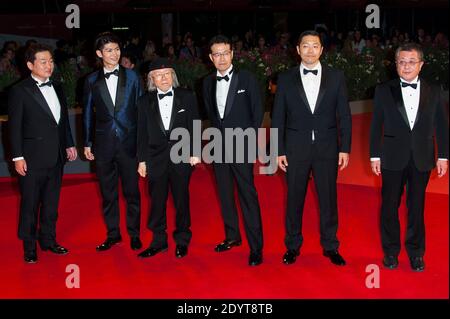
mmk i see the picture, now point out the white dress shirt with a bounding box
[13,74,62,162]
[104,65,119,106]
[300,62,322,140]
[157,87,174,130]
[370,76,447,161]
[31,74,61,123]
[401,76,420,130]
[216,64,234,119]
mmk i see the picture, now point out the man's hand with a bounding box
[338,152,349,171]
[84,147,95,161]
[138,162,147,177]
[66,147,77,161]
[371,160,381,176]
[190,156,201,166]
[277,155,288,172]
[436,159,448,178]
[15,159,27,176]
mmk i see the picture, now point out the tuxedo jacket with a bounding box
[137,88,200,179]
[202,69,264,162]
[271,65,352,161]
[8,77,74,170]
[370,78,449,172]
[83,66,143,160]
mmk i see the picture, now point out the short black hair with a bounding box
[24,43,53,64]
[94,32,121,51]
[395,42,424,61]
[209,35,232,52]
[298,30,322,46]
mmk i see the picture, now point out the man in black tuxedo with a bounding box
[8,43,77,263]
[136,58,200,259]
[370,43,448,272]
[83,32,143,252]
[203,35,264,266]
[272,30,352,266]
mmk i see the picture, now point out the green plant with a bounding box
[322,51,389,101]
[0,68,20,92]
[421,48,449,90]
[173,59,210,91]
[52,60,92,108]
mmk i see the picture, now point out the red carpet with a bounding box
[0,114,448,299]
[0,169,448,299]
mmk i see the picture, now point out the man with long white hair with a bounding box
[137,58,200,259]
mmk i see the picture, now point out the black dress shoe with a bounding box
[214,239,242,252]
[410,256,425,272]
[138,246,168,258]
[96,237,122,251]
[175,245,188,258]
[283,249,300,265]
[382,255,399,269]
[323,250,346,266]
[130,237,142,250]
[249,251,263,266]
[42,244,69,255]
[24,252,37,263]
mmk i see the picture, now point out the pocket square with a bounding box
[177,109,185,113]
[237,89,246,94]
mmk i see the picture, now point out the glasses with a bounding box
[211,51,231,59]
[397,60,421,67]
[152,71,171,79]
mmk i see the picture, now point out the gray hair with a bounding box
[395,42,424,61]
[147,68,180,91]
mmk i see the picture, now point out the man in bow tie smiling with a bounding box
[370,43,449,272]
[8,43,77,263]
[136,58,200,259]
[83,32,143,252]
[272,30,352,267]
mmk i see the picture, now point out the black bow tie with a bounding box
[104,69,119,79]
[217,74,229,82]
[217,69,233,82]
[303,69,318,75]
[401,82,417,89]
[38,80,52,87]
[158,91,173,99]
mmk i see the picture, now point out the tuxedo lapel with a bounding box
[390,81,410,129]
[224,71,238,118]
[24,77,57,123]
[414,79,430,128]
[114,67,126,112]
[95,70,115,115]
[295,70,312,114]
[169,90,182,132]
[211,77,221,120]
[314,66,328,113]
[151,93,167,135]
[53,83,66,124]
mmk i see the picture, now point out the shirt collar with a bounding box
[400,76,419,84]
[157,87,173,95]
[300,61,321,75]
[31,74,49,86]
[103,64,120,75]
[216,64,234,78]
